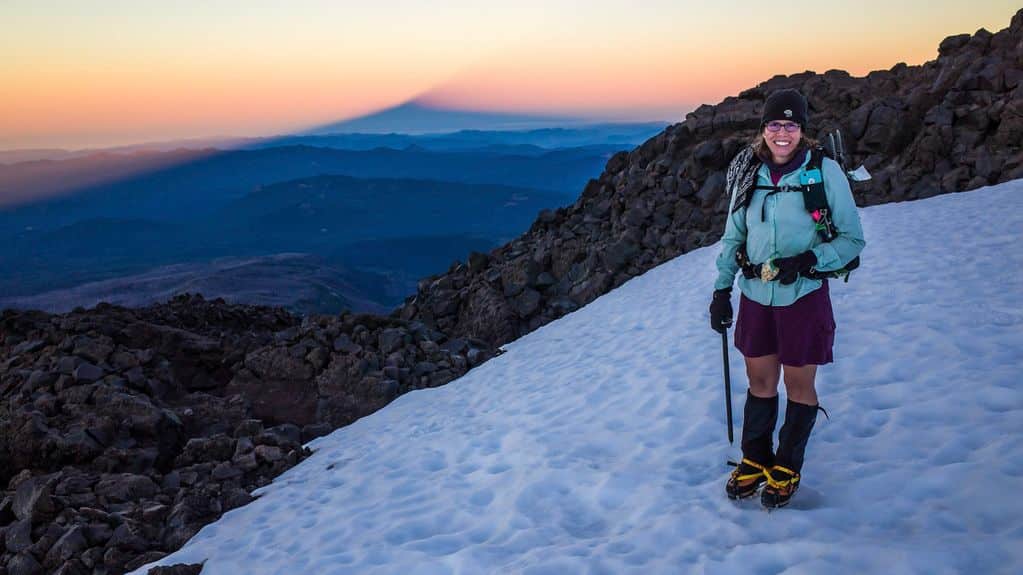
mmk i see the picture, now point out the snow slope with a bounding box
[136,181,1023,575]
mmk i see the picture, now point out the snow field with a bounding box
[137,181,1023,575]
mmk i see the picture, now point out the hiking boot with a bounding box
[761,464,800,509]
[726,457,769,500]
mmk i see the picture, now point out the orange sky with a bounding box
[1,1,1018,150]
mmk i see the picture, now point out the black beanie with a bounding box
[761,89,808,127]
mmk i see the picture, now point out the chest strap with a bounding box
[752,184,806,222]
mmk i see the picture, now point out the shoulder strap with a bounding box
[808,146,825,172]
[800,147,829,213]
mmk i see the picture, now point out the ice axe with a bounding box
[721,320,734,445]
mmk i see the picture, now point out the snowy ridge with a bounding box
[136,181,1023,575]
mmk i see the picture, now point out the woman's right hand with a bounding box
[709,288,733,333]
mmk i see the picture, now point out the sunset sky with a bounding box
[1,0,1018,150]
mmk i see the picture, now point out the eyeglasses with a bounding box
[765,121,801,133]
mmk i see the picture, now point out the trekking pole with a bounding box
[721,324,734,444]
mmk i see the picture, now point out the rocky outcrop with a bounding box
[0,294,493,574]
[396,11,1023,347]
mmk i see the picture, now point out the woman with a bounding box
[709,89,865,509]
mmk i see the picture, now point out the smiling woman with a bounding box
[710,88,867,509]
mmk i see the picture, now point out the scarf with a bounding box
[726,146,761,214]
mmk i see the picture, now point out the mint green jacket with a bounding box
[714,151,866,307]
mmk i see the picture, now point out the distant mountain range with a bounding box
[0,174,558,311]
[0,100,668,164]
[0,138,643,223]
[0,118,665,314]
[305,100,590,134]
[248,124,668,153]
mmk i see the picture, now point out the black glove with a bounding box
[772,251,817,285]
[709,288,733,333]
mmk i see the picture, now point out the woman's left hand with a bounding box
[771,251,817,285]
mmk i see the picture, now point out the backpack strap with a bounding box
[803,147,860,282]
[753,185,786,221]
[801,147,828,211]
[800,147,837,242]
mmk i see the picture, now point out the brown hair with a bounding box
[750,130,818,164]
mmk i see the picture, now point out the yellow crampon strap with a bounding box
[764,464,800,489]
[731,458,769,482]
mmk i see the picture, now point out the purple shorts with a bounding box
[734,281,836,367]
